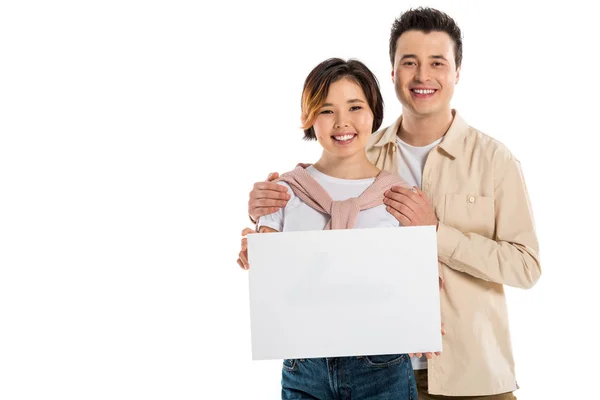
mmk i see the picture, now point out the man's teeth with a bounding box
[413,89,436,94]
[334,134,355,141]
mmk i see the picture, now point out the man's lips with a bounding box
[410,88,438,99]
[410,88,438,95]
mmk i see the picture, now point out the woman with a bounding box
[241,58,417,399]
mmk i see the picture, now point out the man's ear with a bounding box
[455,66,461,84]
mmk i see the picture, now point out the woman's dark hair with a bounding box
[301,58,384,140]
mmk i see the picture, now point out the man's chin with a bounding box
[403,105,438,118]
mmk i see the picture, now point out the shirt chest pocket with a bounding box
[443,194,495,238]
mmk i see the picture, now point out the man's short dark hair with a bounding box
[389,7,463,68]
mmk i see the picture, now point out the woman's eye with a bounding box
[319,110,333,114]
[350,106,363,111]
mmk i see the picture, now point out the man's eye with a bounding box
[350,106,363,111]
[403,62,415,66]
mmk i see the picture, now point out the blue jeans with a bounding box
[281,354,417,399]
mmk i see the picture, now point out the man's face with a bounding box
[392,30,460,119]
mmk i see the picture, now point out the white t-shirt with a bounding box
[396,136,443,189]
[258,165,399,232]
[396,135,443,370]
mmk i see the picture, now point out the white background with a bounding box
[0,0,598,399]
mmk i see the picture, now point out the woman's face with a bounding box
[312,77,374,160]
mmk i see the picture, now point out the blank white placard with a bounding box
[247,226,441,360]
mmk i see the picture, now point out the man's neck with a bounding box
[398,108,454,147]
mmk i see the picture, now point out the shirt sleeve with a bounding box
[257,182,292,232]
[436,155,541,289]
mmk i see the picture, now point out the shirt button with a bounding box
[468,196,475,203]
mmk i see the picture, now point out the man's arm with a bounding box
[384,156,540,289]
[436,156,541,289]
[248,172,290,223]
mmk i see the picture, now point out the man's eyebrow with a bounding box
[399,54,448,61]
[321,99,365,107]
[399,54,417,60]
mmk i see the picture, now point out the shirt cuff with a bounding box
[436,222,462,265]
[249,214,257,224]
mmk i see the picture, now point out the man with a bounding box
[239,7,540,399]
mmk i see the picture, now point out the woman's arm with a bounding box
[237,226,279,269]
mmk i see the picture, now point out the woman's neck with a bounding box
[313,152,380,179]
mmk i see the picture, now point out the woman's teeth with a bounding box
[333,134,355,141]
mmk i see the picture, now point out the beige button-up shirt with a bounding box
[366,111,541,396]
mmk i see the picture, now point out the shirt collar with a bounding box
[372,110,470,159]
